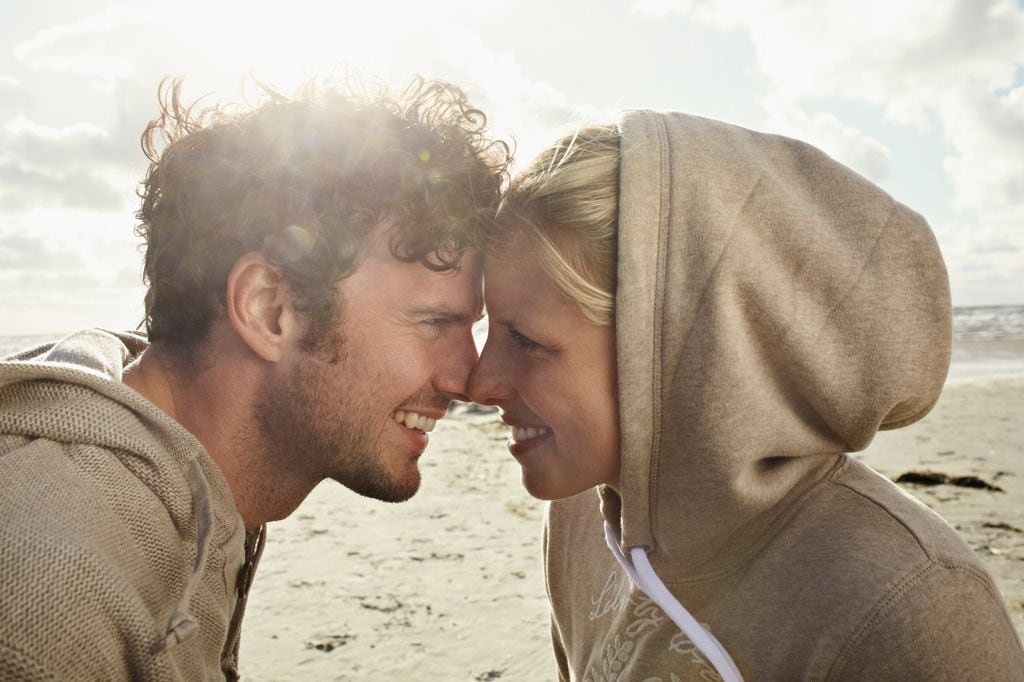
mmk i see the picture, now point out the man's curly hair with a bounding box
[136,76,511,360]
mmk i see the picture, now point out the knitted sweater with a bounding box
[0,329,260,680]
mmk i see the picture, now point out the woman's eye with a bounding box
[508,327,539,349]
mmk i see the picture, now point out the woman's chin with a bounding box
[520,471,592,501]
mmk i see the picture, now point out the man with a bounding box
[0,76,510,680]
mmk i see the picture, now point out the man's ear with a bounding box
[225,252,301,363]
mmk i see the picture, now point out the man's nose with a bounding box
[433,331,479,401]
[467,340,514,406]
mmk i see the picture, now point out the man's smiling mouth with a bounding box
[392,410,438,433]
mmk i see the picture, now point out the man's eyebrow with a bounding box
[407,304,483,322]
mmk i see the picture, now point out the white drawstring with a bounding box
[604,522,744,682]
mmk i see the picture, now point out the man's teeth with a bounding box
[512,425,550,442]
[392,410,438,433]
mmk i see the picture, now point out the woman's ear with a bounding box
[225,252,301,363]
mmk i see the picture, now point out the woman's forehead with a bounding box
[483,251,578,324]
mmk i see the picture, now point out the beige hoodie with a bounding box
[0,329,262,680]
[544,111,1024,680]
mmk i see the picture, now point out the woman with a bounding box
[468,113,1024,679]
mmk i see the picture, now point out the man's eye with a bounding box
[508,327,539,349]
[424,318,450,329]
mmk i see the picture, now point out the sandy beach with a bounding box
[240,403,556,680]
[241,354,1024,680]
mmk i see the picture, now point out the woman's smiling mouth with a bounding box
[511,425,551,443]
[505,422,554,456]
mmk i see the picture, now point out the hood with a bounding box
[607,111,952,581]
[0,330,221,483]
[0,328,241,651]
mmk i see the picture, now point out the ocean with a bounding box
[3,305,1024,380]
[952,305,1024,341]
[948,306,1024,381]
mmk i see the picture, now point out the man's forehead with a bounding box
[347,244,480,311]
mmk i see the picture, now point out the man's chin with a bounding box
[336,471,421,503]
[370,480,420,504]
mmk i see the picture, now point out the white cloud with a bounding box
[0,283,144,337]
[0,1,599,334]
[0,162,127,211]
[941,83,1024,211]
[11,3,588,170]
[633,0,1024,303]
[0,116,137,210]
[0,213,135,279]
[3,116,131,165]
[0,215,145,334]
[14,7,166,88]
[426,27,608,164]
[0,75,29,119]
[0,226,85,271]
[634,0,1022,125]
[940,205,1024,305]
[630,0,1024,167]
[632,0,696,17]
[762,97,891,182]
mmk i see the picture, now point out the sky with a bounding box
[1,0,1023,336]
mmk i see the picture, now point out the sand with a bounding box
[240,404,555,681]
[240,376,1024,680]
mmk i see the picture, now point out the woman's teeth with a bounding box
[512,425,550,442]
[392,410,438,433]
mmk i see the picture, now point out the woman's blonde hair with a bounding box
[494,125,620,325]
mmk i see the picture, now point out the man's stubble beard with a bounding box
[252,330,421,504]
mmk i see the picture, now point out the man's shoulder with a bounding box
[0,435,190,588]
[0,434,180,552]
[0,435,195,671]
[0,432,247,680]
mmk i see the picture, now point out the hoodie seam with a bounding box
[651,170,768,476]
[670,170,767,361]
[647,112,671,549]
[826,562,940,680]
[649,165,768,554]
[828,474,933,558]
[825,562,1014,679]
[801,202,900,449]
[829,474,1007,584]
